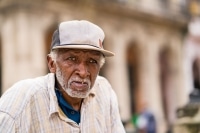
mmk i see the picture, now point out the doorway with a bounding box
[190,58,200,102]
[126,42,140,115]
[0,36,2,95]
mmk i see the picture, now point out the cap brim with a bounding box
[52,44,115,57]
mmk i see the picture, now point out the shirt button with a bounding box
[71,111,75,114]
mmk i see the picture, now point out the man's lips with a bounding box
[70,81,89,90]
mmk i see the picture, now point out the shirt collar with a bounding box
[47,73,98,117]
[47,73,60,117]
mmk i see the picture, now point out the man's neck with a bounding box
[61,91,83,111]
[55,82,83,111]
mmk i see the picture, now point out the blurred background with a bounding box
[0,0,200,133]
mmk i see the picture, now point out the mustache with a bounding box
[68,77,91,85]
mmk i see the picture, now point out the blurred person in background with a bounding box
[0,20,125,133]
[136,102,157,133]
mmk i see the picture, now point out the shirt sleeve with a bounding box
[110,89,126,133]
[0,111,16,133]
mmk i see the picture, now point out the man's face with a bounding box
[53,49,102,98]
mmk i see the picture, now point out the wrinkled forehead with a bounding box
[54,48,102,56]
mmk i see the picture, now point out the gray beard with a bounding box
[55,66,91,98]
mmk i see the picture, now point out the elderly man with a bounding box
[0,20,125,133]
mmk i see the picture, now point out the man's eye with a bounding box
[67,57,76,61]
[89,59,97,64]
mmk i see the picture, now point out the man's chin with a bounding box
[65,89,90,99]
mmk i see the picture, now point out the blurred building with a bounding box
[0,0,199,133]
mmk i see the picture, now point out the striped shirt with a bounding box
[0,73,125,133]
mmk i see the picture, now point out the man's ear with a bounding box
[47,54,56,73]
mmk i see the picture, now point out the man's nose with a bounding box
[76,62,90,78]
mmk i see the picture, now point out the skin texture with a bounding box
[47,49,102,111]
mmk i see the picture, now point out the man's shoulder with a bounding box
[4,74,49,94]
[0,74,50,118]
[93,75,113,94]
[96,75,110,84]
